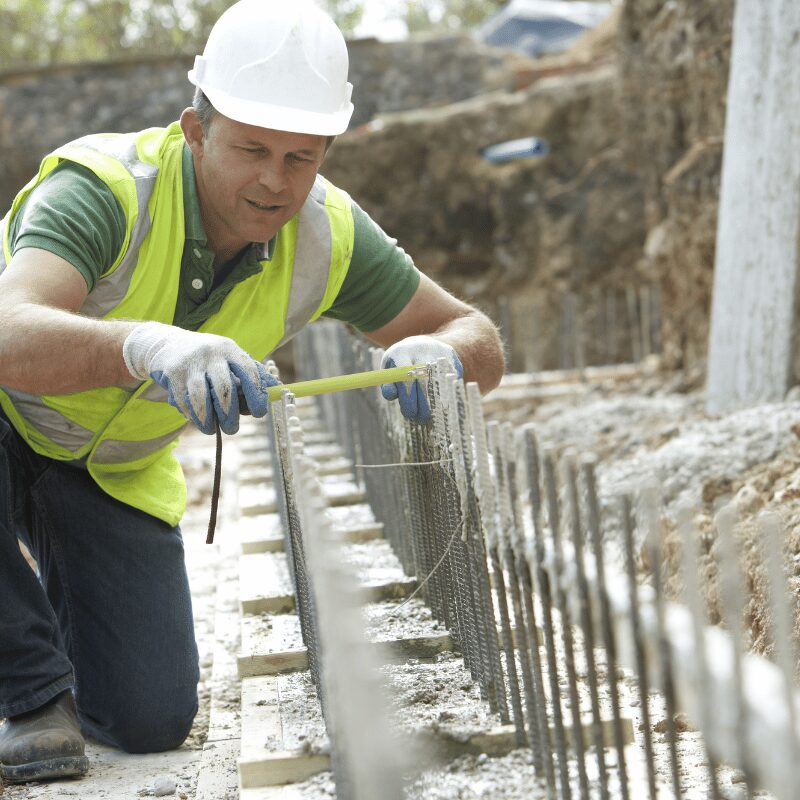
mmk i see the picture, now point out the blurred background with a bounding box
[0,0,730,380]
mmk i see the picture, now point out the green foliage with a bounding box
[322,0,364,35]
[0,0,501,71]
[0,0,234,71]
[0,0,365,72]
[403,0,505,35]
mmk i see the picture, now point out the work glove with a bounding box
[380,335,463,424]
[123,321,277,435]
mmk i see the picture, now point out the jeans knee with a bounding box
[82,695,198,753]
[118,709,197,753]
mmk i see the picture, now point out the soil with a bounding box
[514,368,800,668]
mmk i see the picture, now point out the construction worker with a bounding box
[0,0,503,784]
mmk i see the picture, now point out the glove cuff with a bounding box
[122,321,172,380]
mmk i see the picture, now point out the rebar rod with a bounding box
[488,422,528,747]
[506,427,555,791]
[496,424,542,756]
[545,451,589,800]
[676,507,722,800]
[714,505,753,799]
[525,430,572,800]
[580,456,630,800]
[640,486,681,800]
[467,382,510,722]
[564,454,609,800]
[620,493,657,800]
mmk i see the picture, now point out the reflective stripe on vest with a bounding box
[74,134,159,319]
[3,388,95,452]
[277,177,333,347]
[92,425,188,464]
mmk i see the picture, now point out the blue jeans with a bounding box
[0,411,199,753]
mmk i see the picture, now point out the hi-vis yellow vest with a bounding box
[0,123,354,526]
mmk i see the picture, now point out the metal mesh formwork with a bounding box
[278,320,800,799]
[295,322,509,719]
[266,384,405,800]
[266,384,323,687]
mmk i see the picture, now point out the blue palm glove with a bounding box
[123,321,278,435]
[380,336,463,424]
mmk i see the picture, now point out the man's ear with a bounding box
[180,108,205,156]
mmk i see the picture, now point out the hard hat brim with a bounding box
[193,78,354,137]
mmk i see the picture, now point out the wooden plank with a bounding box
[241,520,384,555]
[242,594,297,615]
[241,784,316,799]
[239,482,365,517]
[239,675,331,789]
[239,751,331,789]
[303,442,345,461]
[324,502,379,527]
[417,717,634,762]
[241,577,417,616]
[239,714,633,789]
[242,533,285,555]
[239,648,309,678]
[196,738,240,800]
[237,628,548,678]
[235,514,283,548]
[239,457,354,487]
[238,632,455,678]
[240,553,294,615]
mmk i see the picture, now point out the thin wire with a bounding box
[353,458,454,469]
[380,516,463,620]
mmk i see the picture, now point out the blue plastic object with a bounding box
[481,137,550,163]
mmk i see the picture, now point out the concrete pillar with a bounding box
[706,0,800,413]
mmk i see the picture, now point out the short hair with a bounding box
[192,88,216,135]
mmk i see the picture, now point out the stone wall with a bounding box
[0,36,522,211]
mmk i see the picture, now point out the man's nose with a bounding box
[258,160,288,194]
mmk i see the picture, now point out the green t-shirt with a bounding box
[8,144,420,333]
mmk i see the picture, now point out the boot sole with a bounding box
[1,755,89,783]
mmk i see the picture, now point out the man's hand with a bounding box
[380,335,463,424]
[123,321,277,434]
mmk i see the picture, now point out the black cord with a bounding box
[206,420,223,544]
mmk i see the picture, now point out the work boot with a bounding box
[0,692,89,783]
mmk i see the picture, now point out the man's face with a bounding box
[182,110,328,257]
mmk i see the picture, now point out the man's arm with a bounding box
[0,247,274,434]
[365,273,505,394]
[0,248,137,394]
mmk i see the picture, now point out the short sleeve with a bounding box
[8,161,126,292]
[323,201,421,332]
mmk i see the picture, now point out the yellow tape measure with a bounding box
[266,363,431,402]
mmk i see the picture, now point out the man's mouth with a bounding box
[246,199,283,212]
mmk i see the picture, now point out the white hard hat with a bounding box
[188,0,354,136]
